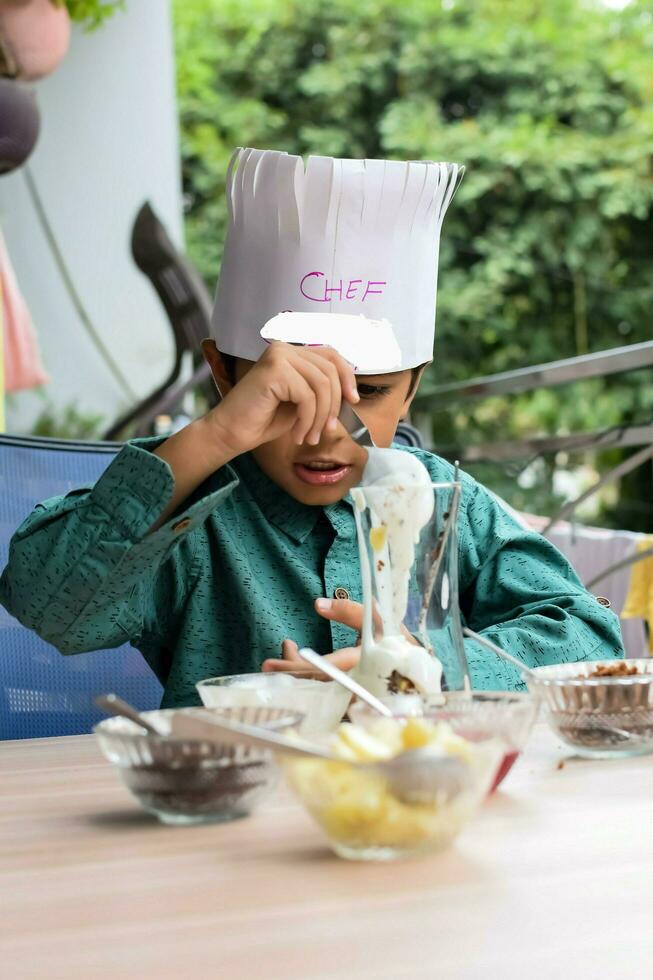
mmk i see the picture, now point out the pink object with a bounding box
[1,231,48,392]
[0,0,70,81]
[489,749,520,793]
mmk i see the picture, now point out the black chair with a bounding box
[104,202,218,439]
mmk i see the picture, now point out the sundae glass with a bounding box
[351,462,469,699]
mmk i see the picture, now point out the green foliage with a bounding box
[59,0,124,31]
[173,0,653,528]
[31,401,106,440]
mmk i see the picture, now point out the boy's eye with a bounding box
[357,384,392,399]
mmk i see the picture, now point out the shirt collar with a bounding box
[232,453,355,545]
[233,453,323,544]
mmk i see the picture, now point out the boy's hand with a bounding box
[209,342,359,458]
[261,638,361,678]
[261,596,422,677]
[262,596,365,677]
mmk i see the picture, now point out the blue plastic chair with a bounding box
[0,434,163,740]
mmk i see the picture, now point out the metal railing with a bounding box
[411,340,653,544]
[414,340,653,463]
[415,340,653,406]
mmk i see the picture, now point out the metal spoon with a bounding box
[170,710,335,759]
[339,401,375,447]
[94,693,163,736]
[462,628,537,682]
[296,647,393,718]
[169,711,470,805]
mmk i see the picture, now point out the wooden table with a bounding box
[3,725,653,980]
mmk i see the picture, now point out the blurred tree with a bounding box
[173,0,653,527]
[61,0,124,30]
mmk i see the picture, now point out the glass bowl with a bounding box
[94,705,303,825]
[351,691,538,792]
[425,691,538,791]
[526,659,653,758]
[196,672,351,736]
[280,718,504,861]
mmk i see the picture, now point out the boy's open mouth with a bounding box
[293,460,352,486]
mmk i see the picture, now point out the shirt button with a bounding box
[333,587,350,600]
[172,518,191,534]
[596,596,611,608]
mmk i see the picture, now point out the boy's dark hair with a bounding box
[219,352,424,398]
[406,365,425,399]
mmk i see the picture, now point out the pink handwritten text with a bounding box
[300,271,387,303]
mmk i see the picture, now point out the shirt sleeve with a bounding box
[0,441,238,656]
[456,476,625,690]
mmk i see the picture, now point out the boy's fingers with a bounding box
[315,597,363,631]
[261,646,361,677]
[294,353,338,444]
[285,357,330,445]
[323,647,361,672]
[261,659,317,676]
[302,349,341,433]
[315,596,385,633]
[263,343,357,445]
[261,659,327,679]
[335,356,359,406]
[261,638,316,674]
[311,346,359,404]
[281,638,301,660]
[281,366,317,445]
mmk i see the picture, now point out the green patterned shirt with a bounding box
[0,440,623,707]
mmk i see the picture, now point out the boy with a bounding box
[0,149,623,706]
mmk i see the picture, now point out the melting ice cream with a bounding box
[352,448,443,699]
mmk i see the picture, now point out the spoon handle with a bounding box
[297,647,393,718]
[462,628,535,681]
[94,693,162,735]
[169,711,335,760]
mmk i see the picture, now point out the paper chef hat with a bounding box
[211,148,463,374]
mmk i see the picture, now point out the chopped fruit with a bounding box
[282,717,493,854]
[332,717,473,765]
[334,724,395,762]
[401,717,435,750]
[369,525,387,552]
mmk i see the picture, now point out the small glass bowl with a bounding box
[196,672,351,736]
[425,691,538,791]
[351,691,538,792]
[527,659,653,759]
[280,726,504,861]
[94,705,303,825]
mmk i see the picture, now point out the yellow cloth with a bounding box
[621,536,653,653]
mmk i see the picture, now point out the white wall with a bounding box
[0,0,183,436]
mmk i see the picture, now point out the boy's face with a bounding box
[208,349,422,506]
